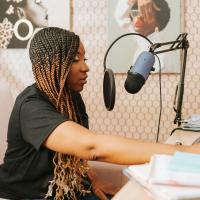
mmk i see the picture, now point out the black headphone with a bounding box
[103,33,153,111]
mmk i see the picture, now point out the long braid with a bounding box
[29,27,90,200]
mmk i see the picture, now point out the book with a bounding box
[124,152,200,200]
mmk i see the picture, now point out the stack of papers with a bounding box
[124,152,200,200]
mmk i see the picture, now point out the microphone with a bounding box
[124,51,155,94]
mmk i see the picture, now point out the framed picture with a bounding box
[107,0,182,73]
[0,0,71,49]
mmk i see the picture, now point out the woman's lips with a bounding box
[134,19,144,28]
[80,78,87,84]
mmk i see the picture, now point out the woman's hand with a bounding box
[128,0,137,5]
[137,0,154,23]
[137,0,161,24]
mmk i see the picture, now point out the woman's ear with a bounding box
[16,7,26,19]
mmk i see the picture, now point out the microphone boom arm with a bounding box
[149,33,189,126]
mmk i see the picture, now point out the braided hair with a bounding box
[29,27,90,200]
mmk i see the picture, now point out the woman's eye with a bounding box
[73,56,87,63]
[73,56,79,62]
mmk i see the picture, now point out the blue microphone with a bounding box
[124,51,155,94]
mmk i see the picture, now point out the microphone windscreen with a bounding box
[124,51,155,94]
[103,68,115,110]
[124,72,145,94]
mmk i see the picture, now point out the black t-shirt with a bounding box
[0,84,89,199]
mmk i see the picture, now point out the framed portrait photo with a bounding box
[107,0,183,74]
[0,0,72,49]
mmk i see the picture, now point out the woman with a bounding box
[25,0,48,28]
[0,27,199,200]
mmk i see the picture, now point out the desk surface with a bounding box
[112,131,200,200]
[112,180,153,200]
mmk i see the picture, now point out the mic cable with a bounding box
[155,54,162,143]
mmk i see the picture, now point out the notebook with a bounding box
[124,152,200,200]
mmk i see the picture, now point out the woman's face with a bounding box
[133,13,157,36]
[25,0,48,27]
[67,42,89,92]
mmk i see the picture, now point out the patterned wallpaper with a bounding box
[73,0,200,142]
[1,0,200,143]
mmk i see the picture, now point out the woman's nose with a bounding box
[39,2,48,13]
[81,62,89,72]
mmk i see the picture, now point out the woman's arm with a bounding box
[186,144,200,154]
[43,121,195,165]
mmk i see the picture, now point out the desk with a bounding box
[112,180,153,200]
[112,130,200,200]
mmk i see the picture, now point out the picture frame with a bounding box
[107,0,182,74]
[0,0,72,49]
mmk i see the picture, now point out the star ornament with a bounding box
[6,5,14,15]
[12,0,23,3]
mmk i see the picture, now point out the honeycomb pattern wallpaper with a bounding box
[1,0,200,143]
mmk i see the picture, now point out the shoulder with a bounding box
[12,84,59,121]
[17,83,45,101]
[16,83,53,108]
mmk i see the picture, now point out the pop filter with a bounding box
[103,68,115,111]
[103,33,153,111]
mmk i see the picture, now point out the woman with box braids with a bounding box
[1,26,200,200]
[29,27,90,200]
